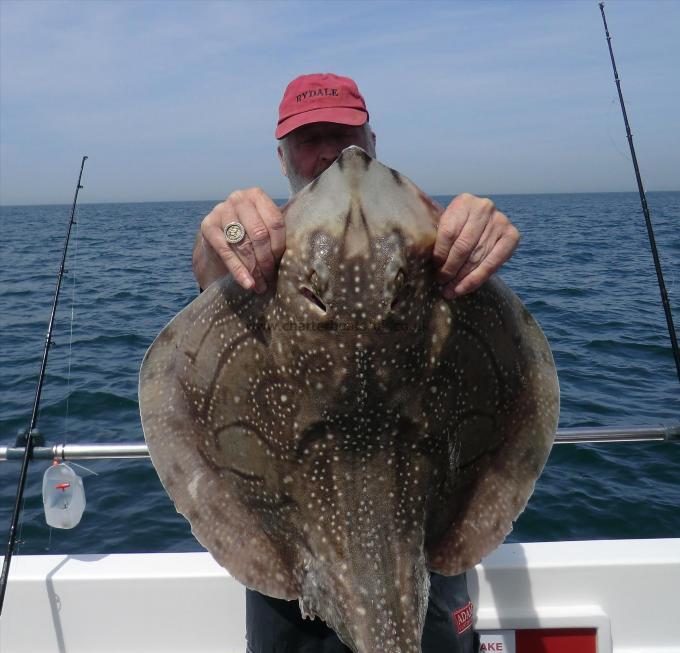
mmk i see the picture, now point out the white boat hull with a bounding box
[1,538,678,652]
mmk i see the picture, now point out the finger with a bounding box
[233,236,268,293]
[254,193,286,262]
[218,237,256,290]
[201,213,255,289]
[202,203,258,290]
[198,219,229,277]
[449,209,516,285]
[237,199,276,284]
[435,209,489,284]
[202,204,234,263]
[446,228,519,297]
[431,201,468,268]
[447,218,497,285]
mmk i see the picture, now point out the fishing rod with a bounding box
[598,2,680,384]
[0,156,88,614]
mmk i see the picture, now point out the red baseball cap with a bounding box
[275,73,369,139]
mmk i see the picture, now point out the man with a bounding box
[192,73,520,652]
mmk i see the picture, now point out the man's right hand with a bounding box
[192,187,286,292]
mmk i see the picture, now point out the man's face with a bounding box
[278,122,376,193]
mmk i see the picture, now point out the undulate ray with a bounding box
[139,146,559,653]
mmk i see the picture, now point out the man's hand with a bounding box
[192,188,285,292]
[432,193,520,299]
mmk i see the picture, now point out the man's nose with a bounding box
[318,139,344,164]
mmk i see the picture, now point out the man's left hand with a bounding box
[432,193,520,299]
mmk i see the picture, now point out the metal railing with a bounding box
[1,424,678,462]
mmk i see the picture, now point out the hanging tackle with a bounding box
[0,156,89,614]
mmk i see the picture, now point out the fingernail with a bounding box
[242,277,254,290]
[442,286,457,300]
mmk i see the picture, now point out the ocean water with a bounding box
[0,191,678,556]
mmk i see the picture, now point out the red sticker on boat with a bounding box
[453,601,473,635]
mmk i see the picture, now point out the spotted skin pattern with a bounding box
[139,147,559,653]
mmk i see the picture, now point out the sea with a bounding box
[1,191,679,556]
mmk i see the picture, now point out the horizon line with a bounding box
[2,188,679,209]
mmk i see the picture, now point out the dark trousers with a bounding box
[246,572,479,653]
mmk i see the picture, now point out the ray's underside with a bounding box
[139,147,559,653]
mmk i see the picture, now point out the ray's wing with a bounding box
[138,277,300,599]
[424,277,559,574]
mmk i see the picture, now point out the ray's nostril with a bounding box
[390,269,406,310]
[301,286,327,312]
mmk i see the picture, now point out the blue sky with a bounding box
[1,0,678,205]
